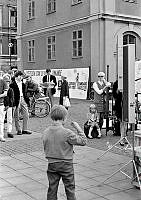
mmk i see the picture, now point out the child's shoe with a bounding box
[97,129,102,139]
[88,134,93,139]
[0,136,6,142]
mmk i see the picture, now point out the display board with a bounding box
[135,60,141,102]
[24,68,89,99]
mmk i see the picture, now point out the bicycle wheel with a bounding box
[89,91,94,100]
[34,99,50,118]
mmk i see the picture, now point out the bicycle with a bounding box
[28,93,51,118]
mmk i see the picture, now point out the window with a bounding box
[72,30,83,57]
[28,0,35,19]
[10,38,17,55]
[47,35,56,60]
[0,6,2,27]
[28,40,35,62]
[72,0,82,5]
[123,34,136,57]
[0,39,2,55]
[46,0,56,13]
[10,9,17,28]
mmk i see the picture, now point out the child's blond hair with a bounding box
[89,104,97,113]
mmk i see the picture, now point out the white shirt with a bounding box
[47,75,50,82]
[93,81,104,95]
[15,80,23,97]
[93,80,111,95]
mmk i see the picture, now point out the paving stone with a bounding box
[0,99,140,200]
[0,186,23,197]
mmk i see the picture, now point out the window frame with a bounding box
[28,0,35,20]
[10,38,17,55]
[123,34,136,58]
[72,0,82,6]
[46,0,56,14]
[0,5,2,27]
[10,8,17,28]
[47,35,56,60]
[122,0,137,3]
[28,40,35,62]
[72,30,83,58]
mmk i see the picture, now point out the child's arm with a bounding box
[87,113,91,121]
[67,121,87,146]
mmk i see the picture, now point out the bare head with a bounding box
[50,105,68,121]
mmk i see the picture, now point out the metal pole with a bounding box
[10,46,11,68]
[106,65,109,135]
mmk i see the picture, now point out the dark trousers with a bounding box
[44,88,53,107]
[99,112,104,130]
[47,161,76,200]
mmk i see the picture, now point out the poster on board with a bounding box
[24,68,89,99]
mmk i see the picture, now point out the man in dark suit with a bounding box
[10,71,32,135]
[42,69,57,107]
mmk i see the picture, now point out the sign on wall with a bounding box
[24,68,89,99]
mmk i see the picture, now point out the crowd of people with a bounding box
[0,69,35,141]
[0,67,72,142]
[0,67,123,199]
[0,67,120,141]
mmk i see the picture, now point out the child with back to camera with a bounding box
[87,104,101,139]
[43,105,87,200]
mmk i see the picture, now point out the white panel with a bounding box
[118,46,123,91]
[0,6,2,27]
[128,44,135,123]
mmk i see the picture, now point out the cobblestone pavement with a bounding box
[0,98,133,157]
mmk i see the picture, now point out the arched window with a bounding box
[123,34,136,58]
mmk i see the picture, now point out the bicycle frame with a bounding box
[28,93,51,118]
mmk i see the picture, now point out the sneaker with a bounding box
[0,137,6,142]
[97,133,102,138]
[88,134,93,139]
[7,133,14,138]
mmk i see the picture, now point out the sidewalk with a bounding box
[0,143,141,200]
[0,98,141,199]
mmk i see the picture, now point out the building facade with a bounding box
[17,0,141,83]
[0,0,17,72]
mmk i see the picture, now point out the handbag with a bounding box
[63,97,71,108]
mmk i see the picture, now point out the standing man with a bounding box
[0,77,8,142]
[42,68,57,107]
[93,72,111,132]
[10,71,32,135]
[59,72,70,110]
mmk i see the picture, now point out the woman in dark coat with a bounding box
[59,74,69,109]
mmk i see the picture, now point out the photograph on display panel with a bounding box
[24,67,89,99]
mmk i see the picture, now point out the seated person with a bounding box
[86,104,101,139]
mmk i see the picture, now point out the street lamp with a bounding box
[8,42,13,68]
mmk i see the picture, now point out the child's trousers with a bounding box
[47,161,76,200]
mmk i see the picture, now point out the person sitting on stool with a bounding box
[87,104,101,139]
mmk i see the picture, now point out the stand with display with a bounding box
[98,44,141,189]
[97,121,132,160]
[101,123,141,190]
